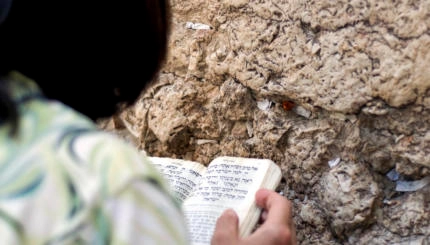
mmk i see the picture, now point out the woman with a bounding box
[0,0,296,244]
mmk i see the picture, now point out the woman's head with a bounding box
[0,0,170,120]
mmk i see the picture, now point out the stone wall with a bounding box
[99,0,430,244]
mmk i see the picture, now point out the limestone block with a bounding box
[318,161,380,238]
[101,0,430,242]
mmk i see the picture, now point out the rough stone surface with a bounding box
[98,0,430,243]
[318,161,380,239]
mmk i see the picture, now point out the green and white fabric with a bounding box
[0,72,189,244]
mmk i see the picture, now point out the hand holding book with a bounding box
[148,155,296,245]
[212,189,297,245]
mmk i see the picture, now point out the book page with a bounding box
[149,157,207,203]
[182,156,282,245]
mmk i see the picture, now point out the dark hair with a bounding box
[0,0,170,129]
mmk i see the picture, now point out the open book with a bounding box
[148,156,282,245]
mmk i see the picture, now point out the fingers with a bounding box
[244,224,294,245]
[212,190,297,245]
[253,188,297,245]
[255,189,292,226]
[258,210,268,224]
[211,209,239,245]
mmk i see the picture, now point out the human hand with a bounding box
[211,188,296,245]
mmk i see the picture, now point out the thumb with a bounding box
[211,209,239,245]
